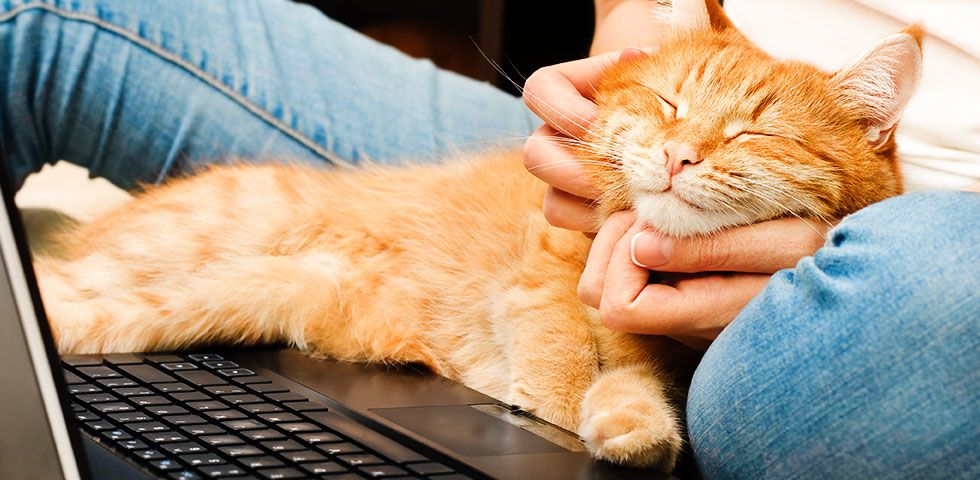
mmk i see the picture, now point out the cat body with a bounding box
[37,0,924,470]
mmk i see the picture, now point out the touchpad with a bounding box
[371,405,574,457]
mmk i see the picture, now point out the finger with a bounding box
[522,50,621,138]
[631,218,833,274]
[523,124,603,199]
[577,211,637,308]
[542,187,600,232]
[601,257,771,339]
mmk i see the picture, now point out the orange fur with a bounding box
[36,0,923,470]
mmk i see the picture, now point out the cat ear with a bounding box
[658,0,733,35]
[830,25,924,149]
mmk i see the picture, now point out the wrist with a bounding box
[591,0,666,55]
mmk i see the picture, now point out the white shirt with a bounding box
[727,0,980,191]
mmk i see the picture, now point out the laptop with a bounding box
[0,164,675,479]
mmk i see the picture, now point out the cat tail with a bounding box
[33,254,346,355]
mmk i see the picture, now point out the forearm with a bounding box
[591,0,668,55]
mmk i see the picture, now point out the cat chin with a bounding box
[633,193,750,237]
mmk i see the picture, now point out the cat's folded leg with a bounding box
[579,363,682,471]
[35,253,348,355]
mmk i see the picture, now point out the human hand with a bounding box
[577,212,831,349]
[522,48,650,232]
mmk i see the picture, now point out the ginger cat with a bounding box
[37,1,923,470]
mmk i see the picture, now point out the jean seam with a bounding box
[0,1,354,170]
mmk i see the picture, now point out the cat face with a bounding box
[583,0,922,237]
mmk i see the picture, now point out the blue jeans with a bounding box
[1,1,977,478]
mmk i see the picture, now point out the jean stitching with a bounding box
[0,1,354,169]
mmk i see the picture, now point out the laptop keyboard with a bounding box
[62,353,470,480]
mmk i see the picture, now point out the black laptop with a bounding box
[0,163,674,478]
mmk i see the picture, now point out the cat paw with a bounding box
[579,404,682,470]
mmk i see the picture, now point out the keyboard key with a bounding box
[200,435,244,447]
[278,422,321,433]
[307,411,427,463]
[135,449,165,461]
[161,442,207,455]
[184,453,226,466]
[198,465,245,478]
[75,410,99,422]
[69,402,85,412]
[186,401,226,411]
[336,454,385,467]
[241,403,282,414]
[119,365,175,384]
[141,354,184,363]
[63,371,85,384]
[205,385,245,395]
[222,419,264,431]
[175,370,224,386]
[127,421,169,433]
[241,429,285,441]
[302,462,347,475]
[171,391,210,402]
[283,401,329,412]
[202,361,239,369]
[204,410,246,421]
[407,463,454,475]
[156,382,194,393]
[223,394,262,405]
[359,465,409,478]
[84,420,115,431]
[76,392,118,403]
[258,412,299,423]
[149,459,181,472]
[317,443,363,455]
[261,440,304,452]
[248,383,289,394]
[234,376,271,385]
[179,424,225,436]
[68,383,101,394]
[132,395,170,406]
[218,445,263,457]
[257,468,304,479]
[101,429,132,441]
[62,355,103,367]
[281,450,327,463]
[297,431,342,444]
[97,378,137,388]
[187,354,224,362]
[168,471,201,480]
[117,439,149,451]
[77,366,121,379]
[108,412,151,423]
[239,456,284,469]
[146,405,188,416]
[92,403,134,414]
[114,386,153,396]
[102,354,145,365]
[165,414,207,426]
[160,362,198,371]
[142,431,188,443]
[217,368,254,377]
[266,392,306,403]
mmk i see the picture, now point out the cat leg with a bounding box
[578,363,683,470]
[497,286,600,432]
[36,253,354,355]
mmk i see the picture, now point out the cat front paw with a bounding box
[579,404,682,470]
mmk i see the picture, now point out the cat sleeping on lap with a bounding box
[37,0,923,471]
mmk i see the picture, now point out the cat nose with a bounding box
[663,141,702,177]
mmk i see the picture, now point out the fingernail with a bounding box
[619,47,647,63]
[631,231,670,268]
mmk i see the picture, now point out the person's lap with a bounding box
[688,191,980,479]
[0,0,536,190]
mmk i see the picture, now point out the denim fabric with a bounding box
[0,0,537,189]
[689,191,980,479]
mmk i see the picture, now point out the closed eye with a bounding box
[731,131,781,142]
[642,86,677,117]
